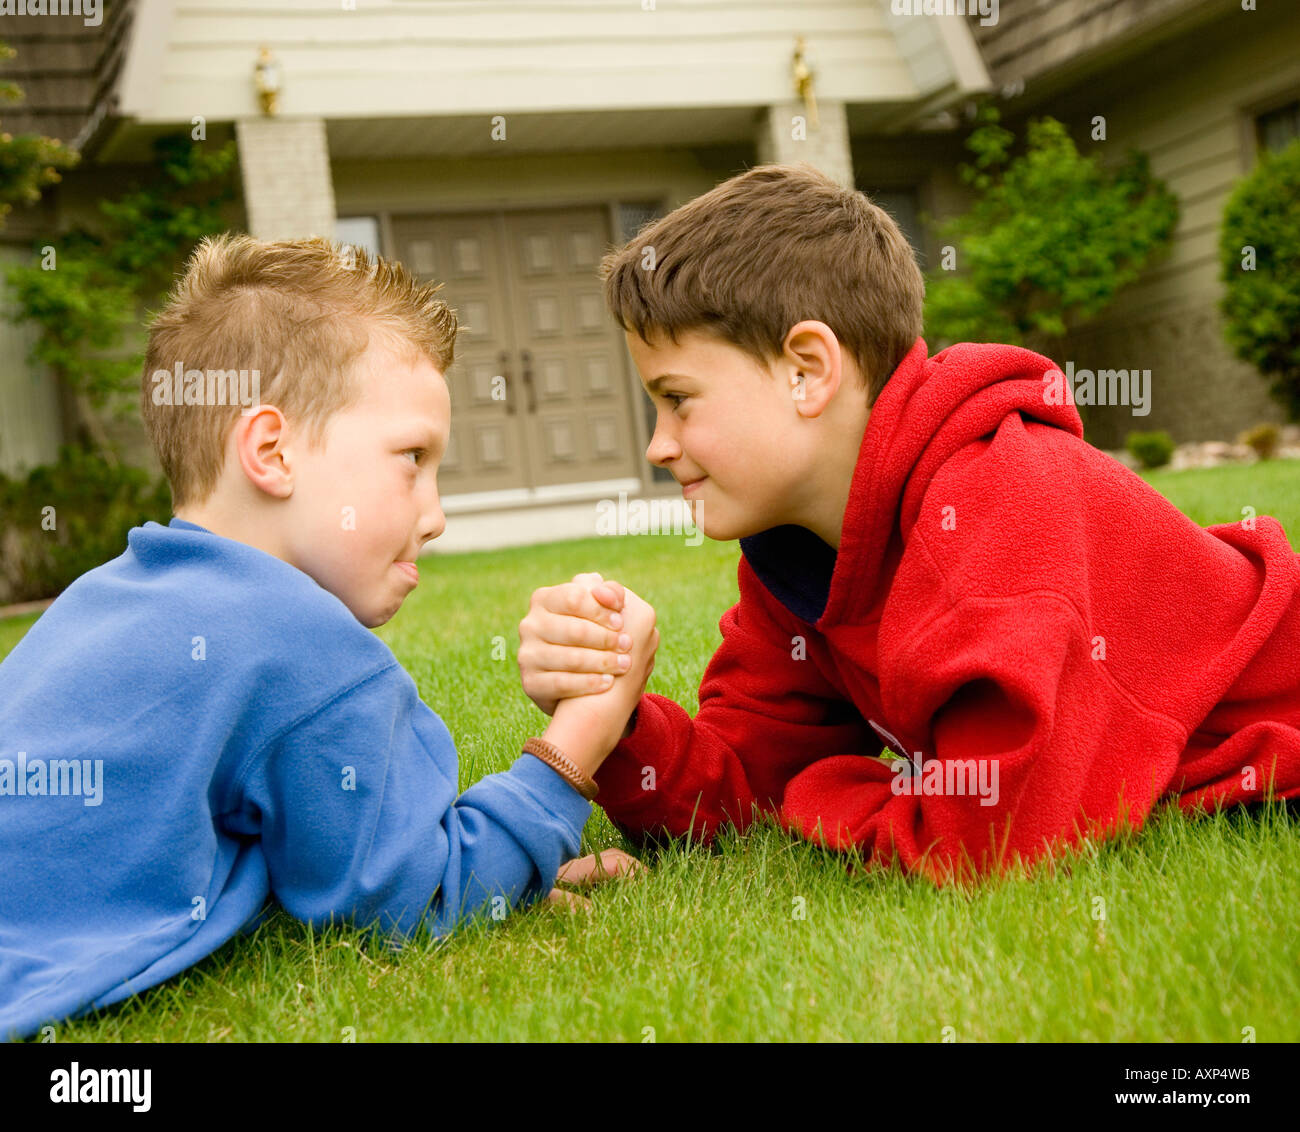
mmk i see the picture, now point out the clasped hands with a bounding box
[517,572,660,910]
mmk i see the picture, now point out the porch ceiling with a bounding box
[324,105,762,160]
[94,96,973,167]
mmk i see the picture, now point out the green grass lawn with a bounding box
[4,460,1299,1041]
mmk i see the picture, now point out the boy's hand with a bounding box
[518,573,658,717]
[555,847,647,888]
[545,589,658,766]
[543,887,592,913]
[543,848,648,915]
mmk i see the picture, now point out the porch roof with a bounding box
[79,0,988,160]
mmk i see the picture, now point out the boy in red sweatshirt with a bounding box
[517,162,1300,884]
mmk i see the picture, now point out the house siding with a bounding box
[1042,2,1300,445]
[0,244,64,478]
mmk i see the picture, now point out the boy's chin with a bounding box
[695,507,762,543]
[352,597,401,628]
[687,499,725,541]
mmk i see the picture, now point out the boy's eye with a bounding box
[664,393,686,409]
[403,449,425,465]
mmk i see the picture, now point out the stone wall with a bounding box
[1060,300,1283,450]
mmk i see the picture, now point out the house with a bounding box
[1,0,1295,552]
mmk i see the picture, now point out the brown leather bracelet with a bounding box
[523,736,599,801]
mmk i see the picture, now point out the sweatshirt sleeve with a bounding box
[592,559,877,844]
[229,663,592,938]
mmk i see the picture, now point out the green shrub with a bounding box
[1127,429,1176,470]
[1239,422,1280,460]
[0,38,79,228]
[925,104,1178,348]
[5,133,237,410]
[0,446,172,606]
[1220,137,1300,420]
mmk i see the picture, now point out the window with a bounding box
[1257,100,1300,154]
[335,215,382,257]
[617,202,676,484]
[860,186,925,267]
[617,202,662,244]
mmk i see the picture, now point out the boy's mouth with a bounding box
[681,476,707,495]
[396,561,420,586]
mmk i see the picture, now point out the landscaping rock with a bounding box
[1101,438,1300,472]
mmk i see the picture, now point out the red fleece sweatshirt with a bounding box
[592,339,1300,882]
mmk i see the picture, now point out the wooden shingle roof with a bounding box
[0,0,135,152]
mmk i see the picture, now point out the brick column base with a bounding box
[755,99,854,189]
[235,117,337,240]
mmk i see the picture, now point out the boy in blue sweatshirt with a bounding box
[0,234,656,1041]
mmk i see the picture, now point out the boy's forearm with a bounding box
[541,701,631,780]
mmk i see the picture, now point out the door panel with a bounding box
[504,208,640,489]
[391,213,527,493]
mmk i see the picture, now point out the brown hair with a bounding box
[601,162,923,402]
[141,233,458,508]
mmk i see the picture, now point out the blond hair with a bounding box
[601,163,923,402]
[141,233,458,508]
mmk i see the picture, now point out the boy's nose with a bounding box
[646,420,681,467]
[420,498,446,544]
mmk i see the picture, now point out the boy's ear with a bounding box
[233,405,295,499]
[783,321,842,419]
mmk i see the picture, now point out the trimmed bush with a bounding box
[0,446,171,606]
[1220,137,1300,420]
[1239,423,1280,460]
[1127,430,1176,470]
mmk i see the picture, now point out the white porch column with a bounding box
[235,117,337,240]
[755,99,855,189]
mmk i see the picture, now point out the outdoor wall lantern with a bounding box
[255,46,282,117]
[792,36,819,130]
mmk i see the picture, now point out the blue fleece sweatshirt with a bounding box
[0,518,591,1041]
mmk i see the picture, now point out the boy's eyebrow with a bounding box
[400,426,443,451]
[646,373,692,393]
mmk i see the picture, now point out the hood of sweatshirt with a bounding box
[739,337,1083,628]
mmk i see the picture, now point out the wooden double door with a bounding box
[391,207,641,496]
